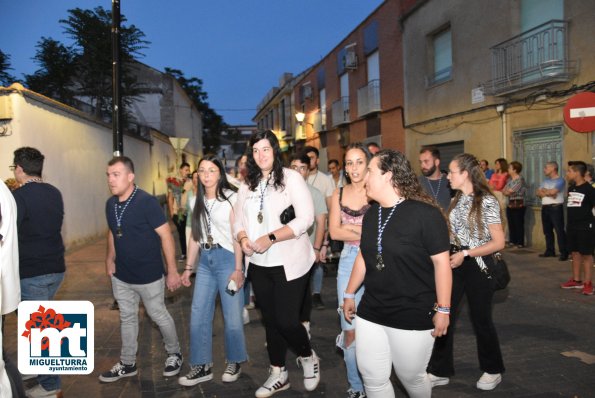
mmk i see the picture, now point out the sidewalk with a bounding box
[4,241,595,397]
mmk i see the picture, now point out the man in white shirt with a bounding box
[303,146,335,208]
[1,180,22,397]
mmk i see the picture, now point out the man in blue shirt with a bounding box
[536,161,568,261]
[480,159,494,180]
[99,156,183,383]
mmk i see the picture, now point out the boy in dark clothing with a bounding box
[560,161,595,295]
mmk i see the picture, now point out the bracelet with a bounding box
[344,291,356,299]
[433,303,451,315]
[239,236,248,243]
[314,247,321,251]
[184,267,194,272]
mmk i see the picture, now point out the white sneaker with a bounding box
[428,373,450,387]
[243,307,250,325]
[25,384,63,398]
[296,350,320,391]
[476,372,502,390]
[255,366,290,397]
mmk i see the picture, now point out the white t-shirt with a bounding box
[307,170,335,199]
[198,189,237,253]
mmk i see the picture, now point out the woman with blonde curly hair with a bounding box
[343,149,451,398]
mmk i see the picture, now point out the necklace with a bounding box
[21,177,43,186]
[257,174,271,224]
[204,197,216,248]
[376,198,405,271]
[425,175,442,200]
[114,185,138,238]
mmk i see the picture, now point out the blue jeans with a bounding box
[111,276,180,364]
[336,244,365,392]
[190,247,247,365]
[21,272,65,391]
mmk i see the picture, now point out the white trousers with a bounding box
[355,316,434,398]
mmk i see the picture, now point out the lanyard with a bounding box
[114,185,138,238]
[376,198,404,271]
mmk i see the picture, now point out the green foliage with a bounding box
[24,6,149,125]
[165,67,227,154]
[0,49,15,86]
[25,38,77,104]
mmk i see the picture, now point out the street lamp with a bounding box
[295,112,305,123]
[295,112,306,140]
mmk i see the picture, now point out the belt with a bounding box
[543,203,562,207]
[200,243,222,250]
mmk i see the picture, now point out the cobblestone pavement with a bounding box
[4,239,595,397]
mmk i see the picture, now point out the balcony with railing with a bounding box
[312,110,326,133]
[357,79,381,117]
[331,97,350,127]
[483,20,576,96]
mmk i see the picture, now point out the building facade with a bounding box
[402,0,595,249]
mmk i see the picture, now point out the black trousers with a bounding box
[541,205,568,256]
[506,206,526,246]
[172,214,187,256]
[249,264,312,366]
[427,258,505,377]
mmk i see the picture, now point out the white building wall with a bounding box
[0,88,181,249]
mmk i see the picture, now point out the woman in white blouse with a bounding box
[233,130,320,398]
[178,155,247,387]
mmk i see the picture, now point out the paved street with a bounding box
[4,236,595,397]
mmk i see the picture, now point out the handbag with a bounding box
[483,252,511,290]
[280,205,295,224]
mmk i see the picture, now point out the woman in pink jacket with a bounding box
[233,130,320,397]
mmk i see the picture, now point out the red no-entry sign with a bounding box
[564,92,595,133]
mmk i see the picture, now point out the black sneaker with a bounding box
[99,361,138,382]
[347,388,367,398]
[178,364,213,386]
[221,362,241,382]
[312,293,325,310]
[163,353,183,377]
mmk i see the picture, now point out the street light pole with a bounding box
[112,0,123,156]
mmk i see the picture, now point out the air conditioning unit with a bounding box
[343,44,358,70]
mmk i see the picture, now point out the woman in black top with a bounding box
[343,150,451,398]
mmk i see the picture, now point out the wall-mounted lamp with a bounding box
[295,112,306,123]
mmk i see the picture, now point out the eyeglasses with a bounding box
[8,165,16,171]
[447,170,462,175]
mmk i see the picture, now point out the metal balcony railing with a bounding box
[357,79,381,117]
[483,20,576,96]
[331,97,350,127]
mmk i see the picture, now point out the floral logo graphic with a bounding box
[22,305,72,350]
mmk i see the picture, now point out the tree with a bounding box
[0,49,15,86]
[164,68,227,154]
[25,38,77,105]
[60,7,148,120]
[24,7,148,123]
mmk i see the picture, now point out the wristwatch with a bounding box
[268,233,277,243]
[462,250,471,260]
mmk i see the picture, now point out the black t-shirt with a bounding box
[13,182,65,279]
[357,200,450,330]
[106,189,167,284]
[567,182,595,228]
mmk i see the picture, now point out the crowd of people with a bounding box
[1,134,593,398]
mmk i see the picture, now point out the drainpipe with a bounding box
[496,105,506,157]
